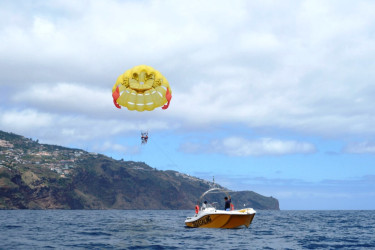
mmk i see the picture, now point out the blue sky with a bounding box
[1,0,375,209]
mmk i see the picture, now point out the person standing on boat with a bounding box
[224,195,231,211]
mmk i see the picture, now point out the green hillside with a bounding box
[0,130,279,210]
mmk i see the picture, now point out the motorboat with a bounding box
[185,187,256,228]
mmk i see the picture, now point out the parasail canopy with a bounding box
[112,65,172,111]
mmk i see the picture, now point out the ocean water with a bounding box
[1,210,374,249]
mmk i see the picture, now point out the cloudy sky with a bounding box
[1,0,375,209]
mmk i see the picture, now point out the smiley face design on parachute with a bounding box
[112,65,172,112]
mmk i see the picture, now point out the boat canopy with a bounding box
[198,188,231,204]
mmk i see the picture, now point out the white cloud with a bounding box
[12,83,110,116]
[180,137,316,156]
[238,32,281,52]
[1,0,375,152]
[0,109,53,130]
[0,107,169,149]
[32,16,55,36]
[92,141,140,155]
[343,142,375,154]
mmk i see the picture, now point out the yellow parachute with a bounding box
[112,65,172,111]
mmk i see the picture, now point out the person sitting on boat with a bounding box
[202,201,208,210]
[224,195,231,211]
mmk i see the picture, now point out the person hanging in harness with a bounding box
[141,131,148,144]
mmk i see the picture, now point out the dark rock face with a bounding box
[0,130,280,210]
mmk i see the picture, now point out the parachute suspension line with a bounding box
[151,137,179,170]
